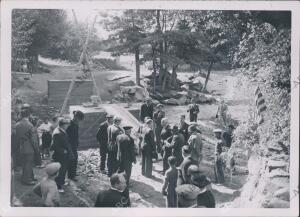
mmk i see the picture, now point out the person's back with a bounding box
[40,177,60,207]
[188,133,203,163]
[165,167,178,193]
[16,118,35,154]
[197,190,215,208]
[95,188,126,207]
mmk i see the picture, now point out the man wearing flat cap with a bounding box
[187,124,203,165]
[116,125,136,186]
[51,117,74,192]
[107,116,124,177]
[97,114,114,174]
[139,98,154,123]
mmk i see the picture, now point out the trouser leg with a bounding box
[108,151,118,177]
[141,151,146,175]
[68,151,78,179]
[100,147,107,171]
[22,154,34,183]
[55,157,69,189]
[145,152,152,177]
[124,164,132,186]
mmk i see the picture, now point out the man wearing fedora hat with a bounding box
[97,114,114,174]
[116,125,137,186]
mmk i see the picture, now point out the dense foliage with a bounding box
[12,9,101,72]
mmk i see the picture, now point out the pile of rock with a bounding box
[77,149,101,177]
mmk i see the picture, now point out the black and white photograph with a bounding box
[0,0,299,216]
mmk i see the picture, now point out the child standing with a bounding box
[40,162,61,207]
[162,156,178,207]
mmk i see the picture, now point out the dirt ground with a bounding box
[12,56,252,207]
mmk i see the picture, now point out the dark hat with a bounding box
[182,145,191,154]
[191,174,211,189]
[228,124,235,129]
[172,125,179,131]
[57,117,70,126]
[188,124,197,133]
[123,125,133,130]
[106,114,114,118]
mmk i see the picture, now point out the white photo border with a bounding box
[1,1,299,216]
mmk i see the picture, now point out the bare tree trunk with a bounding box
[171,64,178,87]
[203,61,214,92]
[152,45,157,94]
[156,10,164,87]
[135,47,140,86]
[162,73,168,92]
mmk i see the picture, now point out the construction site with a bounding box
[10,8,293,209]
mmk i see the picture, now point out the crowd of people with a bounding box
[12,97,236,208]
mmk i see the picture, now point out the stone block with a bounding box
[274,187,290,201]
[268,160,288,172]
[268,168,289,178]
[262,198,289,208]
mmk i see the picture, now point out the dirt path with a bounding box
[12,57,252,207]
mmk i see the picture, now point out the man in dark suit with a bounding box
[107,116,124,177]
[95,173,130,207]
[187,98,200,122]
[96,114,114,174]
[177,145,198,186]
[141,119,156,178]
[179,115,189,143]
[51,117,74,192]
[139,98,154,122]
[165,125,185,166]
[116,125,137,186]
[15,109,39,185]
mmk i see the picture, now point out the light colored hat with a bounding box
[57,117,70,126]
[213,129,223,133]
[114,116,122,122]
[145,118,153,124]
[156,103,163,108]
[45,162,61,176]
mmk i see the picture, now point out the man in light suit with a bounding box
[16,109,39,185]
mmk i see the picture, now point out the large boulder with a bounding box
[163,98,180,105]
[274,187,290,201]
[120,85,146,101]
[119,80,135,87]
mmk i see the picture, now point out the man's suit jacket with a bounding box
[166,133,185,158]
[107,124,123,152]
[116,134,136,165]
[142,128,155,153]
[15,118,38,154]
[96,121,109,151]
[179,122,189,142]
[140,103,154,122]
[188,133,203,162]
[94,188,130,207]
[52,127,74,161]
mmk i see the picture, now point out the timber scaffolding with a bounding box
[52,11,141,149]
